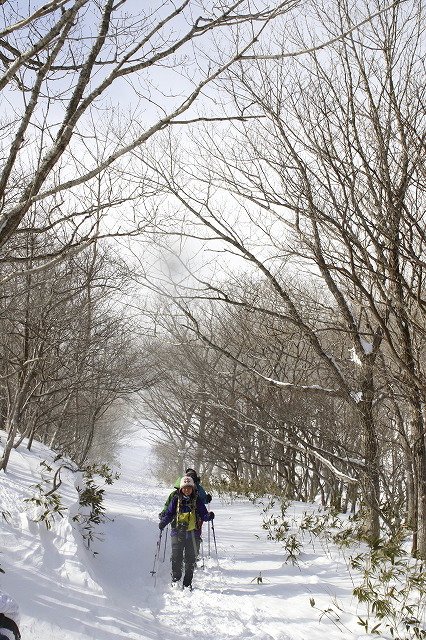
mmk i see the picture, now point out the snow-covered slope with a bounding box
[0,432,381,639]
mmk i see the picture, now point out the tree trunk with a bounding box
[410,403,426,557]
[0,416,19,472]
[358,362,381,543]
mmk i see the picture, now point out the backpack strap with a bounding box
[0,614,21,640]
[171,493,180,528]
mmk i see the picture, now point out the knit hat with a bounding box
[180,475,195,489]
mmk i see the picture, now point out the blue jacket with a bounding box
[160,492,211,538]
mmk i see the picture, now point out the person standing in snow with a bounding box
[159,467,212,557]
[0,590,21,640]
[159,475,214,589]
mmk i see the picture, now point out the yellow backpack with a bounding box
[175,497,197,531]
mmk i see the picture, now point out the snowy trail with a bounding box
[90,436,352,640]
[0,432,372,640]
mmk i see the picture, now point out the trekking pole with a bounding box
[208,520,211,558]
[211,520,219,564]
[200,537,205,570]
[161,526,168,562]
[150,529,163,585]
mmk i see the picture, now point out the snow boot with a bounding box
[182,575,192,590]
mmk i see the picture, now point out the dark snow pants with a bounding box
[171,529,198,586]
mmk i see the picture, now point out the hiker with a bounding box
[159,467,212,518]
[0,590,21,640]
[159,467,212,557]
[159,475,214,589]
[184,468,212,505]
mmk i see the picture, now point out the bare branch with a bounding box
[240,0,406,60]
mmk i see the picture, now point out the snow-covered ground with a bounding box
[0,431,412,639]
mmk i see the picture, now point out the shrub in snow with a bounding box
[24,460,67,529]
[73,464,119,552]
[25,457,119,553]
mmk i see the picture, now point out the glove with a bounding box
[205,493,212,504]
[159,521,166,530]
[208,512,215,521]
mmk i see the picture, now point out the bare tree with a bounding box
[0,0,297,263]
[0,232,149,470]
[135,0,425,550]
[137,288,363,505]
[0,0,306,469]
